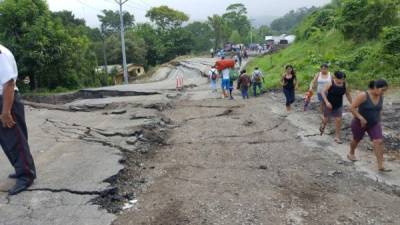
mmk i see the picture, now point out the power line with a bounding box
[76,0,103,12]
[139,0,153,7]
[103,0,147,13]
[131,0,152,9]
[125,2,148,12]
[102,0,118,7]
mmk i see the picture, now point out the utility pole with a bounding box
[249,18,256,44]
[250,28,253,44]
[100,25,109,75]
[115,0,129,84]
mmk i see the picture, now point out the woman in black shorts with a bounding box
[320,71,352,144]
[281,65,297,112]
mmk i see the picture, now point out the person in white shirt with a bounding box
[221,68,231,98]
[208,66,219,93]
[0,44,36,195]
[309,64,332,112]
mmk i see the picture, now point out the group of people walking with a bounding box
[209,62,391,172]
[209,66,265,100]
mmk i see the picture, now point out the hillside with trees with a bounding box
[270,7,317,34]
[248,0,400,90]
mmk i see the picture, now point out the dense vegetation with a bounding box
[270,7,317,34]
[0,0,272,93]
[248,0,400,90]
[208,4,270,49]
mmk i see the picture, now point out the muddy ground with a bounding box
[0,57,400,225]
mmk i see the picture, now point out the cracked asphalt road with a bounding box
[113,90,400,225]
[0,58,216,225]
[1,57,400,225]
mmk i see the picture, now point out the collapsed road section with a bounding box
[0,57,216,225]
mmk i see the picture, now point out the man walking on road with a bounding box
[252,67,265,97]
[0,44,36,195]
[237,69,251,99]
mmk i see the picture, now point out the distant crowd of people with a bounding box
[208,59,391,173]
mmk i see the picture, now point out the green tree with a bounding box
[382,26,400,55]
[53,11,103,41]
[185,21,213,52]
[104,31,147,66]
[0,0,99,90]
[98,9,135,34]
[270,7,318,33]
[134,23,161,66]
[229,30,241,43]
[163,28,193,59]
[208,14,230,49]
[146,6,189,30]
[252,25,271,43]
[52,10,85,27]
[144,6,192,63]
[337,0,399,41]
[223,3,250,39]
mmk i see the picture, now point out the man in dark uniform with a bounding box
[0,44,36,195]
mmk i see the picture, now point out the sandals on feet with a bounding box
[319,123,326,136]
[379,168,392,173]
[347,154,358,162]
[334,138,343,144]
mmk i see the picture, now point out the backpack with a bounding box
[241,75,251,88]
[254,71,262,83]
[211,70,217,80]
[229,69,240,81]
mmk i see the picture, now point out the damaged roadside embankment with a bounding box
[10,57,214,216]
[36,100,176,213]
[91,115,174,213]
[21,58,213,106]
[23,89,161,105]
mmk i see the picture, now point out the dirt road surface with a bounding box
[1,57,399,225]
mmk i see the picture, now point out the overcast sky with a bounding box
[48,0,331,28]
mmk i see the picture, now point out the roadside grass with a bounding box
[247,30,399,92]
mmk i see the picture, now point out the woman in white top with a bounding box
[309,64,332,112]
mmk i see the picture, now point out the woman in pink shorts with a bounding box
[348,79,390,172]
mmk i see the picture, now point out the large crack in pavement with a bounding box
[8,90,179,219]
[40,105,175,214]
[26,188,112,196]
